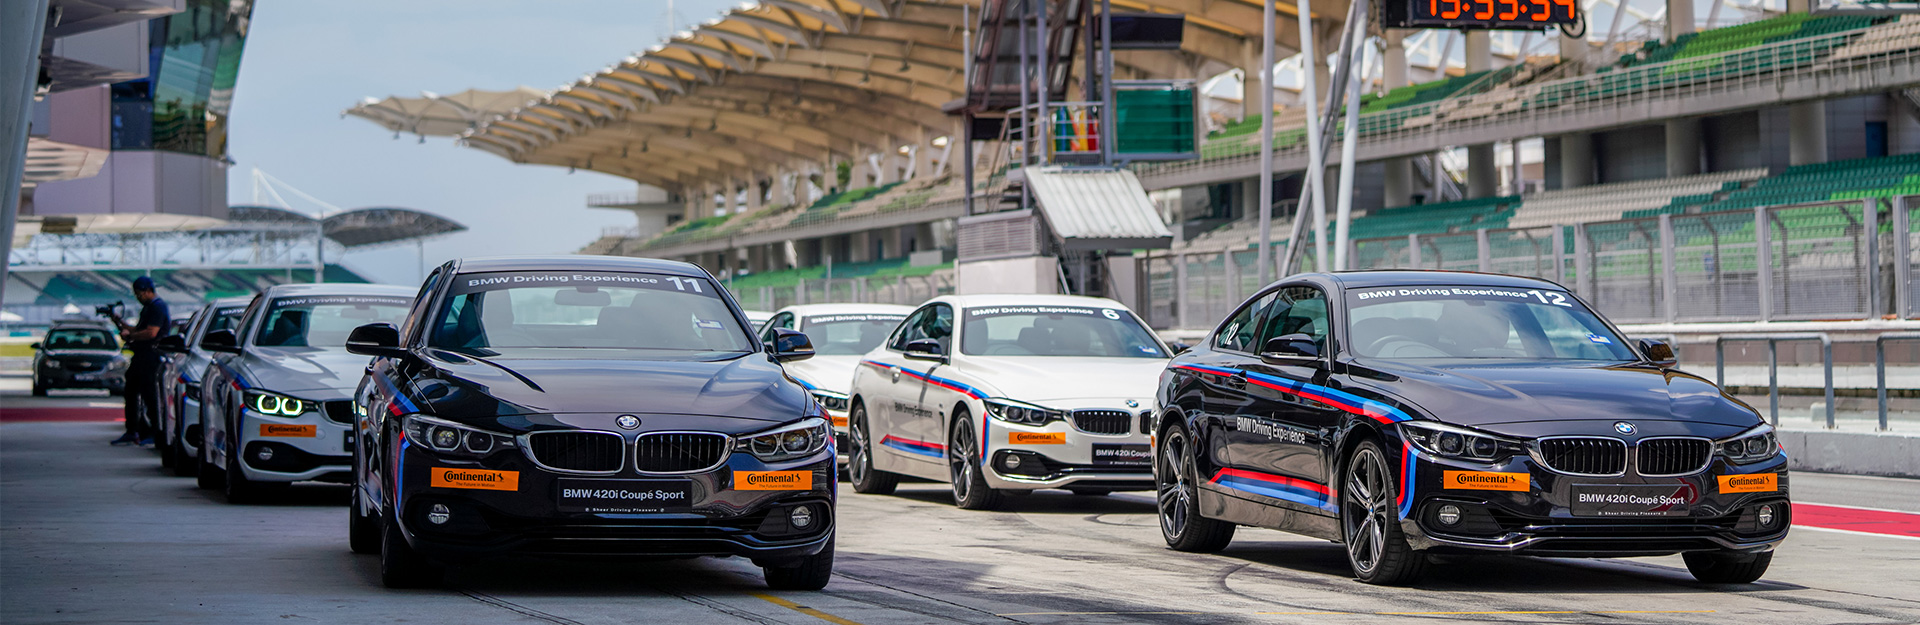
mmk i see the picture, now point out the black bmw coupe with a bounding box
[1153,271,1787,585]
[347,256,834,589]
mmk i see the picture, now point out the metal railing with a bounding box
[1714,333,1835,428]
[727,272,956,311]
[1877,332,1920,431]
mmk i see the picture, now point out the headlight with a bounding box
[109,358,128,370]
[809,390,850,413]
[1716,424,1779,464]
[42,360,62,370]
[984,399,1064,426]
[402,415,516,457]
[741,417,830,462]
[1399,421,1523,461]
[246,391,313,417]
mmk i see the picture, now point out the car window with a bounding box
[1257,287,1330,353]
[256,295,413,348]
[203,307,244,337]
[1213,292,1276,352]
[430,271,753,357]
[888,305,952,353]
[801,313,905,356]
[44,328,117,350]
[760,313,792,344]
[1345,286,1636,360]
[959,305,1162,357]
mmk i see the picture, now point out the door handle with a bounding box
[1224,372,1248,389]
[890,367,901,384]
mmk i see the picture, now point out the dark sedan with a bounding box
[1152,271,1787,585]
[347,256,835,590]
[31,321,127,396]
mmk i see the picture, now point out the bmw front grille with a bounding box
[1636,437,1715,477]
[524,431,625,474]
[633,432,731,474]
[1534,437,1628,476]
[1071,410,1132,435]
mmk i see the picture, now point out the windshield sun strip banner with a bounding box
[860,360,988,400]
[269,295,413,309]
[879,435,945,458]
[1211,468,1337,513]
[450,271,721,297]
[1173,364,1411,425]
[804,314,907,326]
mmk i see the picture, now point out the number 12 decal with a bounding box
[1527,289,1571,307]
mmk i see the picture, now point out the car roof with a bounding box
[774,303,915,317]
[1319,270,1566,291]
[209,296,254,308]
[451,255,709,277]
[260,283,418,298]
[927,293,1134,311]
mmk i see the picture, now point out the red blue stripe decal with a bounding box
[879,435,945,458]
[371,372,419,415]
[1399,441,1416,519]
[861,360,988,400]
[1211,468,1337,512]
[1172,364,1412,425]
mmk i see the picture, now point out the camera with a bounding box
[94,301,126,318]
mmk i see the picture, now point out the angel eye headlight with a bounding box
[809,390,850,412]
[1715,424,1779,464]
[983,399,1064,426]
[742,417,829,462]
[246,391,311,417]
[1399,421,1523,461]
[401,415,516,457]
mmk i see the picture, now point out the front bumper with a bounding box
[1400,449,1791,557]
[38,367,124,390]
[236,405,353,483]
[981,416,1154,491]
[393,440,837,564]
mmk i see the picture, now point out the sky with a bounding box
[224,0,740,286]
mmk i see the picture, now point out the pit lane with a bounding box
[3,384,1918,624]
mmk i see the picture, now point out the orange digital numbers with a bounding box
[1440,0,1461,19]
[1530,0,1551,21]
[1499,0,1520,21]
[1553,0,1576,19]
[1474,0,1494,20]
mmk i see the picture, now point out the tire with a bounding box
[380,515,442,588]
[1155,423,1235,552]
[170,437,198,477]
[946,409,1004,511]
[763,535,835,590]
[1683,551,1773,584]
[157,429,174,468]
[224,440,280,504]
[846,403,898,495]
[196,444,225,490]
[31,381,46,396]
[349,492,382,555]
[1341,439,1426,585]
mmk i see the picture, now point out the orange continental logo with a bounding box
[830,415,849,428]
[1443,470,1530,492]
[736,471,812,491]
[431,468,519,491]
[259,424,316,437]
[1718,473,1778,493]
[1009,432,1066,445]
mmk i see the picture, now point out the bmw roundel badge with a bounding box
[1125,399,1140,408]
[1614,421,1636,435]
[616,415,641,430]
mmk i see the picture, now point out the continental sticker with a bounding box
[1443,470,1530,492]
[830,415,849,428]
[1009,431,1066,445]
[1718,473,1778,493]
[259,423,317,437]
[736,471,813,491]
[431,468,519,491]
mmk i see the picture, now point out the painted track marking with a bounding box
[753,593,866,625]
[1793,502,1920,539]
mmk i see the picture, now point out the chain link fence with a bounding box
[727,272,956,312]
[1142,197,1918,329]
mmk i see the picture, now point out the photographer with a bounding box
[108,277,169,446]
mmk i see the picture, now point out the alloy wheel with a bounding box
[1342,447,1393,576]
[1157,429,1194,540]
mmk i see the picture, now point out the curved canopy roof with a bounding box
[455,0,1342,194]
[345,87,548,138]
[228,205,468,247]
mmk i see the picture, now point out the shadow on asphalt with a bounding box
[886,484,1159,514]
[1211,541,1808,594]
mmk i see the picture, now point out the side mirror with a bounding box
[770,328,815,363]
[200,329,242,354]
[1637,338,1677,367]
[903,338,946,362]
[346,323,407,358]
[28,342,40,351]
[1168,341,1192,355]
[1260,334,1322,366]
[155,335,187,353]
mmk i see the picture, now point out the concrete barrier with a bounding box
[1779,428,1920,478]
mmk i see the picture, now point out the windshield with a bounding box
[801,313,905,356]
[960,305,1165,358]
[44,328,117,350]
[207,307,245,334]
[431,271,753,357]
[255,295,412,348]
[1346,286,1636,361]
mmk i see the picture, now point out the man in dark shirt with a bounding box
[110,276,169,446]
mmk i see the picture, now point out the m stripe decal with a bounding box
[880,435,945,458]
[1172,364,1411,424]
[1211,468,1337,512]
[860,360,988,400]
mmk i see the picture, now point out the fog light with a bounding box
[1757,504,1776,527]
[256,447,274,461]
[1437,504,1462,526]
[1002,454,1022,470]
[789,505,814,529]
[427,504,450,525]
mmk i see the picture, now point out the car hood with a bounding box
[1347,359,1762,432]
[413,349,807,422]
[783,355,862,395]
[238,347,371,394]
[952,356,1166,406]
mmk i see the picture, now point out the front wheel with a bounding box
[195,444,224,490]
[763,535,834,590]
[1341,440,1425,585]
[1156,424,1235,552]
[170,432,197,477]
[1683,551,1773,584]
[349,492,382,555]
[224,438,281,504]
[380,516,442,588]
[847,403,898,495]
[947,410,1004,511]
